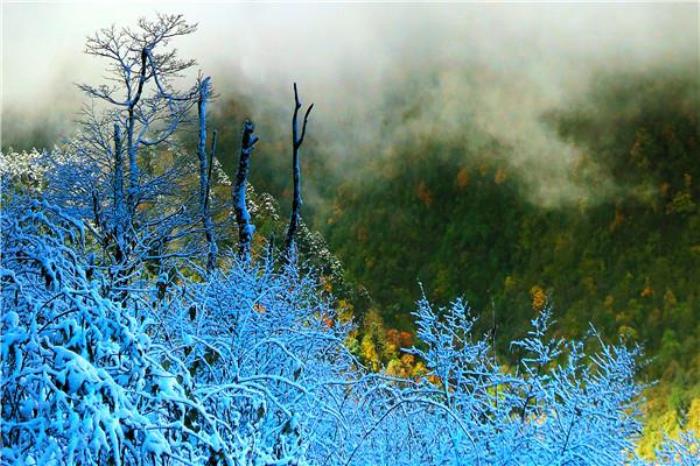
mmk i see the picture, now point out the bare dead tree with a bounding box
[285,83,314,252]
[197,76,218,272]
[233,120,259,261]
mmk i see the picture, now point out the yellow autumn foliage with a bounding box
[530,285,547,311]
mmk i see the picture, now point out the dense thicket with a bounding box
[1,15,698,464]
[201,66,700,452]
[3,191,696,464]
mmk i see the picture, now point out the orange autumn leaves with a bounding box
[414,164,508,208]
[416,181,433,207]
[530,285,547,312]
[355,309,427,378]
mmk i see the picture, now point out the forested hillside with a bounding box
[329,67,699,373]
[202,65,700,455]
[328,69,700,454]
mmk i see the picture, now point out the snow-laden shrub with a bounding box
[0,149,50,194]
[0,146,107,227]
[2,195,696,465]
[150,259,365,465]
[0,197,368,465]
[0,199,227,465]
[351,298,646,465]
[650,432,699,465]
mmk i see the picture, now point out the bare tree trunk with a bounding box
[91,189,102,230]
[126,47,148,215]
[112,123,130,303]
[233,120,259,262]
[112,124,127,265]
[285,83,314,252]
[197,77,218,272]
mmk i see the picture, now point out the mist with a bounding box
[2,2,697,207]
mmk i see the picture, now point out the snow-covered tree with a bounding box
[0,197,227,464]
[2,13,698,466]
[74,14,206,291]
[348,299,647,465]
[150,256,365,464]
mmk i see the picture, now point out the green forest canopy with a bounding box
[206,66,700,452]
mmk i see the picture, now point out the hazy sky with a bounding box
[2,2,696,107]
[2,2,697,206]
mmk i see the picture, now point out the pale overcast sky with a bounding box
[2,2,697,109]
[2,2,697,206]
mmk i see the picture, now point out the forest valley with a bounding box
[1,14,698,465]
